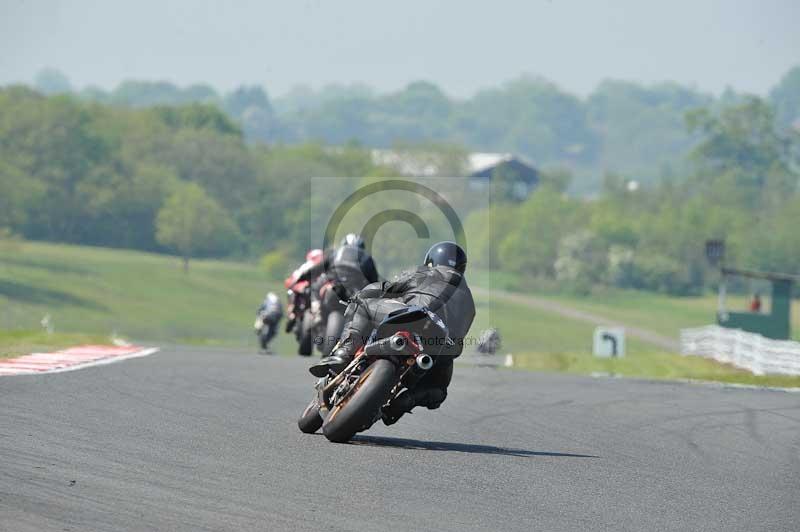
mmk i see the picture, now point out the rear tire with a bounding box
[298,314,313,356]
[297,399,323,434]
[322,359,396,443]
[323,310,345,356]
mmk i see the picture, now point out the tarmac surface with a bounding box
[1,346,798,531]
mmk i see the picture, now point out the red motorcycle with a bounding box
[285,249,323,356]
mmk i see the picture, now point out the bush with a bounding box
[260,249,291,281]
[627,253,695,295]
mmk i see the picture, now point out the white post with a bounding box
[718,274,727,318]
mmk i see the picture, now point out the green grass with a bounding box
[469,269,800,387]
[0,241,295,354]
[1,241,797,387]
[0,330,110,358]
[533,289,800,342]
[472,269,800,342]
[509,351,800,388]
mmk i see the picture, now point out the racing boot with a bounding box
[381,389,415,426]
[309,346,352,377]
[382,387,447,426]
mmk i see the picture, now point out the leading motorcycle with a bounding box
[297,305,450,443]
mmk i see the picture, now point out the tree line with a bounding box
[465,97,800,295]
[2,82,799,293]
[0,86,376,267]
[32,66,800,193]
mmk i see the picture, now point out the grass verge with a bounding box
[2,241,797,387]
[510,351,800,388]
[0,330,110,359]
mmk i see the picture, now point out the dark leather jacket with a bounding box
[358,265,475,357]
[296,245,379,295]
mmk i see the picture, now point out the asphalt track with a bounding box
[1,346,798,531]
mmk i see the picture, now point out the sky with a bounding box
[1,0,799,98]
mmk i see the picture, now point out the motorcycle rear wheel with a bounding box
[297,315,313,356]
[323,310,345,356]
[322,359,396,443]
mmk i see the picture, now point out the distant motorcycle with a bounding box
[254,311,279,352]
[297,305,450,443]
[285,250,324,356]
[254,292,282,353]
[302,274,348,356]
[285,278,313,356]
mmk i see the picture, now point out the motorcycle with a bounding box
[254,311,279,352]
[285,278,313,356]
[285,249,324,357]
[297,305,450,443]
[302,274,349,356]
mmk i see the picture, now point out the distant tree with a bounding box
[769,65,800,131]
[554,229,607,293]
[687,97,785,174]
[375,82,453,142]
[181,84,219,104]
[109,81,219,107]
[151,104,241,136]
[498,187,580,277]
[686,96,798,208]
[0,86,110,242]
[0,160,44,229]
[226,86,281,141]
[538,167,573,193]
[224,86,273,117]
[34,68,72,95]
[456,76,597,164]
[587,80,711,181]
[155,183,241,272]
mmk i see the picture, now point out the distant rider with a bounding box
[293,233,380,300]
[310,241,475,425]
[256,292,283,350]
[285,248,324,334]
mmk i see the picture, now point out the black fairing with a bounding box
[370,305,450,357]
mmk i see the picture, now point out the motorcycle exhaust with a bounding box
[415,354,433,371]
[364,333,407,357]
[389,334,407,351]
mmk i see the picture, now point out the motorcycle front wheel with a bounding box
[297,398,323,434]
[322,359,396,443]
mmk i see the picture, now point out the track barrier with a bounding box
[680,325,800,376]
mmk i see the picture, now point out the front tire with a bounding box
[322,359,397,443]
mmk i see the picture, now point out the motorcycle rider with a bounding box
[256,292,283,351]
[285,248,324,334]
[292,234,380,354]
[294,234,379,295]
[309,241,475,425]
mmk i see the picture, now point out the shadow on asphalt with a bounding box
[350,435,597,458]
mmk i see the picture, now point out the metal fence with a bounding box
[680,325,800,376]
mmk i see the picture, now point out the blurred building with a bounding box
[370,149,539,200]
[467,153,539,200]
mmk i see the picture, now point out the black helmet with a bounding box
[424,241,466,273]
[341,233,365,249]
